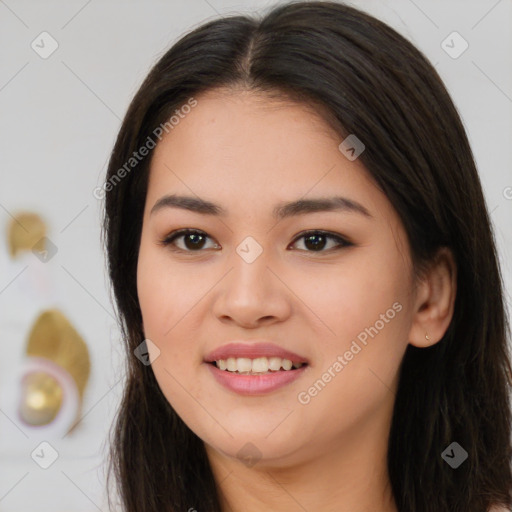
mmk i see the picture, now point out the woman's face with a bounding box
[137,89,417,468]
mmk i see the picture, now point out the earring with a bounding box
[425,332,430,341]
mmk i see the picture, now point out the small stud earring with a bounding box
[425,332,430,341]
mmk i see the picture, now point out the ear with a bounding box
[408,247,457,348]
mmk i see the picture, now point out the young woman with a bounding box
[102,2,512,511]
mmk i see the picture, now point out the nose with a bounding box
[211,245,292,329]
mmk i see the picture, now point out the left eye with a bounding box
[159,229,352,253]
[291,230,352,252]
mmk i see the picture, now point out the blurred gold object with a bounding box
[23,309,91,432]
[18,372,64,426]
[7,211,47,258]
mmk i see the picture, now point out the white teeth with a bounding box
[251,357,268,372]
[268,357,282,371]
[282,359,293,371]
[237,358,252,372]
[214,357,305,373]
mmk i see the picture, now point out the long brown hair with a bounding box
[102,2,512,510]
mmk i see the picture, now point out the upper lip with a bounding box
[204,342,309,364]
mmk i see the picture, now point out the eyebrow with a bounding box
[150,194,373,220]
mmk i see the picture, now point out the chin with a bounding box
[203,426,305,466]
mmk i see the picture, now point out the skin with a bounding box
[136,88,457,512]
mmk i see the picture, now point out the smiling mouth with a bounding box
[209,357,307,375]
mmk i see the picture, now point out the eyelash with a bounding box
[158,229,353,254]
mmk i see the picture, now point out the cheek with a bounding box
[137,241,202,340]
[137,245,165,337]
[136,242,207,385]
[290,245,412,422]
[294,248,410,349]
[136,247,203,419]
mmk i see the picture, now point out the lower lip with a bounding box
[205,362,307,395]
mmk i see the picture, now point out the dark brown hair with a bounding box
[102,2,512,510]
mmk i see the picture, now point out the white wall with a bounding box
[0,1,510,510]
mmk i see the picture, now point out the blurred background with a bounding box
[0,0,511,510]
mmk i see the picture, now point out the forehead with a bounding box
[147,89,375,202]
[157,89,339,158]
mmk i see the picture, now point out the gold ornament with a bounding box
[7,211,47,259]
[22,309,91,432]
[18,371,64,426]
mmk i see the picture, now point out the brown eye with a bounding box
[160,229,218,252]
[290,231,352,252]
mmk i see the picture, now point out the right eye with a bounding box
[159,229,220,252]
